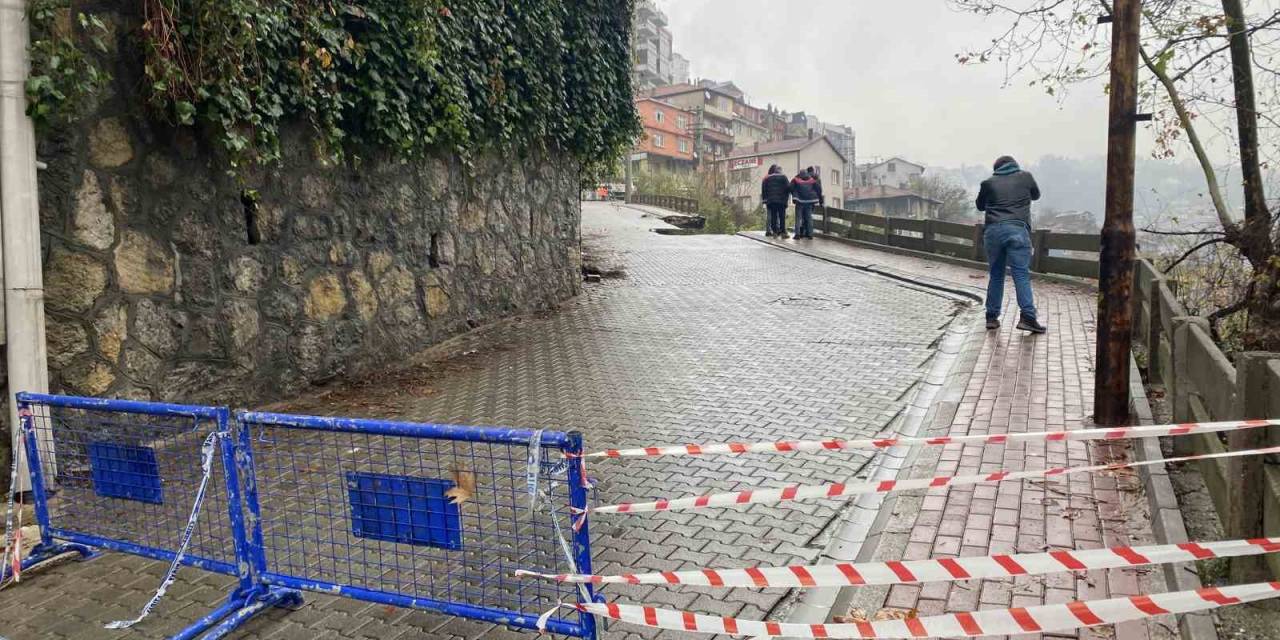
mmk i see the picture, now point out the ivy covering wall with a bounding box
[27,0,640,177]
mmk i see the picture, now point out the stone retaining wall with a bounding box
[36,117,582,405]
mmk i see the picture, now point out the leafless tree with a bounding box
[950,0,1280,350]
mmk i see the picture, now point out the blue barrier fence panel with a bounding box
[237,411,596,638]
[15,393,300,640]
[16,392,243,577]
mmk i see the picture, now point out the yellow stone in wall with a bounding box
[303,274,348,321]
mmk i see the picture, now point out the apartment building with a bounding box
[633,0,674,91]
[650,83,739,164]
[631,98,696,173]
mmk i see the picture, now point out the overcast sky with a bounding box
[657,0,1122,168]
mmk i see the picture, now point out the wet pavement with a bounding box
[0,202,971,639]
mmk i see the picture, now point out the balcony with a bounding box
[634,19,658,40]
[702,104,735,122]
[699,127,733,144]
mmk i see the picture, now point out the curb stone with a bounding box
[1130,354,1219,640]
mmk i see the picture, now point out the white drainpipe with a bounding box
[0,0,49,493]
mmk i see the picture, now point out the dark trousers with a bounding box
[794,202,815,237]
[766,203,787,235]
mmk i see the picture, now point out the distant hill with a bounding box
[931,155,1245,229]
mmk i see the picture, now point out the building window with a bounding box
[655,110,665,123]
[832,170,839,186]
[654,133,664,148]
[888,162,896,173]
[677,115,686,129]
[731,168,754,185]
[679,139,688,153]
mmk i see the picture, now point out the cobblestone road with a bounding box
[0,203,966,640]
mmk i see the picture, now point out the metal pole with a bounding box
[1,0,50,492]
[623,151,632,203]
[1094,0,1141,426]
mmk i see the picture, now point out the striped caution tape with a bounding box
[1,417,30,587]
[570,581,1280,637]
[578,444,1280,517]
[517,536,1280,587]
[587,419,1280,459]
[105,431,221,630]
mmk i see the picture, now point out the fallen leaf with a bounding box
[871,607,917,621]
[833,608,869,624]
[445,466,476,505]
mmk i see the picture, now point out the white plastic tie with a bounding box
[105,431,221,630]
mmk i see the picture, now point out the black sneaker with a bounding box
[766,231,775,238]
[1017,316,1048,334]
[985,317,999,331]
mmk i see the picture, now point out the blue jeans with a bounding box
[766,203,787,235]
[984,222,1037,320]
[794,202,814,237]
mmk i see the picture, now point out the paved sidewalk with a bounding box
[746,232,1176,640]
[0,204,966,640]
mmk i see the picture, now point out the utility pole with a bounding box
[1094,0,1141,426]
[1,0,49,492]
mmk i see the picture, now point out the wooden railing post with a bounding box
[1147,270,1165,385]
[1172,313,1208,427]
[1228,352,1280,582]
[822,206,831,235]
[973,224,986,262]
[1032,229,1051,273]
[883,215,894,247]
[923,220,936,254]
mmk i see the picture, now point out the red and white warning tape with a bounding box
[581,444,1280,516]
[517,536,1280,586]
[587,419,1279,459]
[572,582,1280,637]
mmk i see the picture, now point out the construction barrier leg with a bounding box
[171,585,304,640]
[0,540,97,582]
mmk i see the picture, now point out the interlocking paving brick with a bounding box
[749,232,1173,640]
[0,205,960,639]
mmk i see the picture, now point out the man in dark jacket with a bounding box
[976,155,1046,334]
[807,166,824,205]
[790,168,821,239]
[761,165,791,238]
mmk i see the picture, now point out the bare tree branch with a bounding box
[1140,227,1227,236]
[1162,237,1229,273]
[1139,45,1238,230]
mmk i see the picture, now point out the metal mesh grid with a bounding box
[242,419,586,628]
[24,400,239,572]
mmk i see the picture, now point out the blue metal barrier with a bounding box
[236,411,598,639]
[12,393,299,639]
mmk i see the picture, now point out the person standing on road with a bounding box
[761,164,791,238]
[808,166,825,207]
[976,155,1047,334]
[790,168,821,239]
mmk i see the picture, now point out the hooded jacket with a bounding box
[790,172,822,205]
[761,171,790,205]
[976,161,1040,226]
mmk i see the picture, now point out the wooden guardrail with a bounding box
[813,205,1101,279]
[1134,258,1280,581]
[630,193,699,214]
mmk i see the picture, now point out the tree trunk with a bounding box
[1244,260,1280,352]
[1222,0,1272,235]
[1222,0,1278,351]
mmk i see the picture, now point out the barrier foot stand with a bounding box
[0,541,97,582]
[169,586,304,640]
